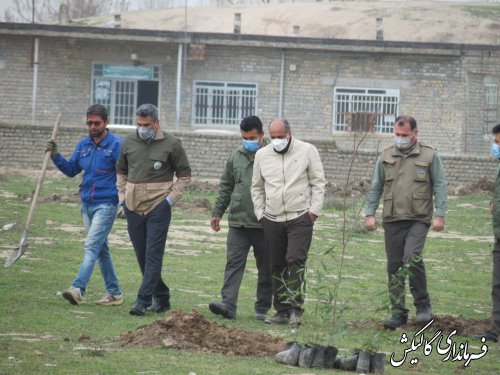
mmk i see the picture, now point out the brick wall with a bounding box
[1,34,499,157]
[0,124,496,189]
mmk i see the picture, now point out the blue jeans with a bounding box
[71,203,121,296]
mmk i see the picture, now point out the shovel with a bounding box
[4,113,62,268]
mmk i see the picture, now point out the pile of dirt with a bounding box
[187,180,219,193]
[117,309,286,356]
[175,198,212,212]
[21,192,80,203]
[325,179,372,198]
[454,177,494,196]
[349,314,490,336]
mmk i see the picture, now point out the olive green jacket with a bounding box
[365,142,448,223]
[212,145,262,229]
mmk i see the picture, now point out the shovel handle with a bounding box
[22,113,62,235]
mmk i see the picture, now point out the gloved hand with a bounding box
[116,207,126,219]
[45,140,58,160]
[116,202,126,219]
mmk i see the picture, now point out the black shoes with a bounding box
[129,303,147,316]
[208,301,236,320]
[472,330,498,343]
[147,300,171,313]
[383,314,408,330]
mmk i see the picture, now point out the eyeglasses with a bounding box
[86,120,103,127]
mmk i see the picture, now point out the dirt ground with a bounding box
[117,309,287,356]
[349,315,491,337]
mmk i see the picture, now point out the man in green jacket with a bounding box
[117,104,191,316]
[209,116,272,321]
[473,123,500,343]
[364,115,448,329]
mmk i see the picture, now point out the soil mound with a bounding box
[454,177,494,196]
[117,309,286,356]
[325,179,372,198]
[349,314,490,336]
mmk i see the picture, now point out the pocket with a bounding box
[414,161,430,182]
[382,192,393,218]
[125,184,136,210]
[412,192,432,217]
[147,153,168,176]
[229,192,242,213]
[382,160,396,182]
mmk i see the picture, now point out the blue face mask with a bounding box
[242,139,260,153]
[491,143,500,159]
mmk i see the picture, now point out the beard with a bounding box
[89,128,104,139]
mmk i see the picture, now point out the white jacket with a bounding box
[251,137,326,222]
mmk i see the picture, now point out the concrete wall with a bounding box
[1,34,499,156]
[0,124,496,190]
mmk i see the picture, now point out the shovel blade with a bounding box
[4,244,27,268]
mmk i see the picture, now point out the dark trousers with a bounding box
[491,239,500,335]
[261,214,314,314]
[383,220,430,315]
[125,200,171,306]
[220,227,272,314]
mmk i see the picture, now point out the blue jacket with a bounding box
[53,130,122,205]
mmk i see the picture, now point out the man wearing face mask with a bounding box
[364,115,448,329]
[472,123,500,343]
[46,104,123,306]
[116,104,191,316]
[251,118,325,326]
[208,116,272,321]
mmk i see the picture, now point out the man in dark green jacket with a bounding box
[209,116,272,321]
[474,123,500,343]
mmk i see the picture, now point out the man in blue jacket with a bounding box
[46,104,123,306]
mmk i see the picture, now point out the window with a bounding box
[192,81,257,126]
[333,87,400,133]
[92,63,160,125]
[485,84,498,132]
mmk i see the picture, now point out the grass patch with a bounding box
[1,173,500,374]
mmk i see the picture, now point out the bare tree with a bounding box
[3,0,108,23]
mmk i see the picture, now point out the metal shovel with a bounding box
[4,113,62,267]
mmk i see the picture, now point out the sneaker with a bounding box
[208,301,236,320]
[146,300,171,313]
[472,330,498,343]
[289,309,302,327]
[95,294,123,306]
[383,314,408,330]
[415,306,432,324]
[255,312,269,321]
[62,287,82,305]
[264,311,289,325]
[129,303,147,316]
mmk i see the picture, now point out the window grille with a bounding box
[333,87,400,133]
[192,81,257,126]
[485,84,498,132]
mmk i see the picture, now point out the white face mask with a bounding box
[138,126,156,141]
[271,138,288,152]
[394,136,413,150]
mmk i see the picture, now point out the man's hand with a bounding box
[309,212,318,224]
[116,206,126,219]
[211,216,221,232]
[45,140,58,160]
[431,216,445,232]
[364,215,377,231]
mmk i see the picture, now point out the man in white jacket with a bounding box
[251,118,325,326]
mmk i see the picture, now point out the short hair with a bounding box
[87,104,108,121]
[268,118,291,132]
[240,116,263,133]
[492,124,500,134]
[395,115,417,130]
[136,104,159,121]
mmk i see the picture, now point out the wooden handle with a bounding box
[22,113,63,234]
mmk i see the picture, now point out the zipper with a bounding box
[281,153,287,221]
[89,143,98,202]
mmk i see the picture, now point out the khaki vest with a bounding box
[381,142,435,222]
